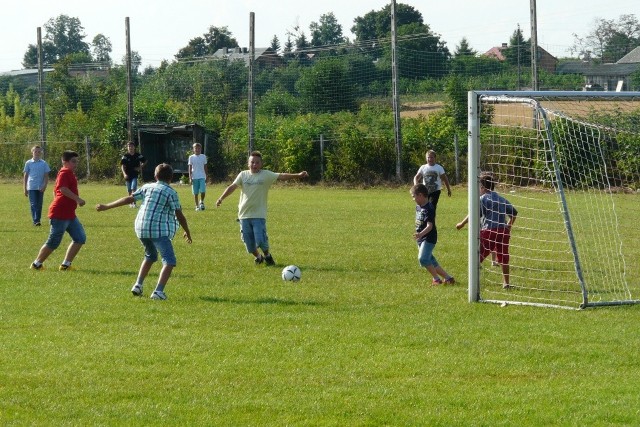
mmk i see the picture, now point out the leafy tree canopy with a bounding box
[310,12,346,47]
[571,14,640,62]
[175,26,239,60]
[22,15,91,67]
[351,3,424,42]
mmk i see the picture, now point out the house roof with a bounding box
[0,68,54,76]
[556,61,593,75]
[582,62,640,77]
[210,47,278,66]
[617,46,640,64]
[482,45,557,62]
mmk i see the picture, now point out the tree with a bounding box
[351,3,424,42]
[175,26,239,59]
[22,15,90,67]
[454,37,477,58]
[503,26,531,68]
[270,35,281,53]
[296,57,356,113]
[92,34,112,64]
[310,12,346,47]
[571,14,640,62]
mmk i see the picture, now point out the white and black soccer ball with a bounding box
[281,265,301,282]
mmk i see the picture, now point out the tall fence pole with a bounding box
[125,17,134,143]
[530,0,539,90]
[390,0,403,180]
[248,12,256,154]
[85,137,91,178]
[37,27,47,156]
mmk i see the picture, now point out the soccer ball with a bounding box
[281,265,301,282]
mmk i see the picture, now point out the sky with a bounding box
[1,0,638,72]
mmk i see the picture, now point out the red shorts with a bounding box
[480,228,511,264]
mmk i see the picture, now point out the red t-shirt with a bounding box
[48,167,79,220]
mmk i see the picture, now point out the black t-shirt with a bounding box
[120,152,146,178]
[415,202,437,244]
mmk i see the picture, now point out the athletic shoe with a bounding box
[30,262,44,270]
[444,277,455,285]
[254,255,264,265]
[432,278,443,285]
[503,283,512,289]
[59,264,73,271]
[150,290,167,300]
[199,202,205,211]
[34,222,41,226]
[129,203,136,208]
[264,254,275,266]
[195,206,200,211]
[131,283,143,297]
[492,261,500,267]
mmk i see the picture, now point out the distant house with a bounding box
[0,68,54,85]
[483,43,558,73]
[211,47,283,69]
[557,46,640,91]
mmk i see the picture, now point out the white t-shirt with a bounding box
[188,154,207,179]
[417,163,446,195]
[233,169,279,219]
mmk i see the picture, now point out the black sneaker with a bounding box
[30,262,43,270]
[264,254,275,266]
[254,255,264,265]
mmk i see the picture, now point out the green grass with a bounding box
[1,182,640,425]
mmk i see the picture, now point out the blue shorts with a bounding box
[45,217,87,249]
[239,218,269,253]
[126,177,139,194]
[139,236,177,266]
[191,178,206,195]
[418,241,440,268]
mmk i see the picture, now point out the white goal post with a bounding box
[467,91,640,309]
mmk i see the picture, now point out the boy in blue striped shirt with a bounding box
[96,163,192,300]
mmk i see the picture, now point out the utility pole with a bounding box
[530,0,539,90]
[390,0,403,180]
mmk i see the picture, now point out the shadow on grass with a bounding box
[199,296,326,307]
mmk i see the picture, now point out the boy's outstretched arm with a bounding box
[456,215,469,230]
[277,171,309,181]
[175,209,192,243]
[96,196,135,211]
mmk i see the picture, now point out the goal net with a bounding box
[467,91,640,309]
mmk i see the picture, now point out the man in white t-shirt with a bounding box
[188,143,207,211]
[216,151,308,266]
[413,150,452,214]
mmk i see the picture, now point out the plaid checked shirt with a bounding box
[132,181,181,239]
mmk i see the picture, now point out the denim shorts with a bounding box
[139,236,177,266]
[418,241,440,268]
[126,177,139,193]
[191,178,206,195]
[45,217,87,249]
[239,218,269,253]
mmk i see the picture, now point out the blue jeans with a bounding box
[45,217,87,250]
[139,236,177,266]
[239,218,269,253]
[126,177,139,194]
[418,241,440,268]
[28,190,44,224]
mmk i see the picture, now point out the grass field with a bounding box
[1,182,640,425]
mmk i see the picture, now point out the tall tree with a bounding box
[175,26,239,59]
[571,14,640,62]
[270,35,281,53]
[503,26,531,68]
[351,3,424,42]
[22,15,90,67]
[310,12,346,47]
[454,37,477,58]
[92,34,112,64]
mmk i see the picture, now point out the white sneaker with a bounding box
[195,206,200,211]
[131,283,143,296]
[150,290,167,300]
[199,202,205,211]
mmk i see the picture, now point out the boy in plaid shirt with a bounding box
[96,163,192,300]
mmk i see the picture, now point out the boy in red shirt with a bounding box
[31,151,86,271]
